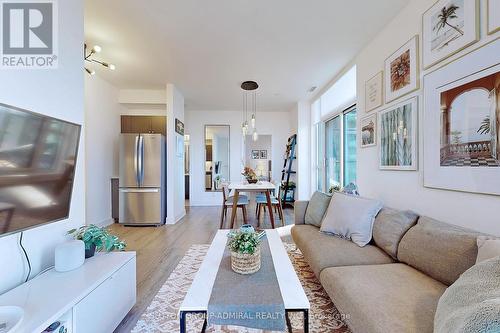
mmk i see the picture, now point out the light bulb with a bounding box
[92,45,102,53]
[242,123,247,136]
[252,129,258,142]
[109,64,116,70]
[251,114,256,128]
[90,70,96,76]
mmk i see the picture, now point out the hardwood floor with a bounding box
[111,203,294,332]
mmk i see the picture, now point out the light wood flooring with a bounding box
[111,202,295,332]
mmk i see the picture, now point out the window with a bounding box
[321,106,357,192]
[311,66,357,193]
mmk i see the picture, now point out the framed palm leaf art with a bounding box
[422,0,479,69]
[378,97,418,170]
[384,36,419,103]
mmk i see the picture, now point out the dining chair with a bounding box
[220,185,249,229]
[255,184,284,227]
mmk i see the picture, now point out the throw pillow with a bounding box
[304,191,332,228]
[320,192,383,247]
[434,256,500,333]
[372,208,419,259]
[476,236,500,264]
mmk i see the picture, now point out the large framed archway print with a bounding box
[423,40,500,195]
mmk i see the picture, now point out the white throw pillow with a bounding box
[320,192,383,247]
[476,236,500,264]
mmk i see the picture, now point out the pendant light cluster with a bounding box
[84,43,116,76]
[241,81,259,142]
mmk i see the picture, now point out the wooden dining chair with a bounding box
[219,185,249,229]
[256,185,284,228]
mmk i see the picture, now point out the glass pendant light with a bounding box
[251,114,256,128]
[252,128,259,142]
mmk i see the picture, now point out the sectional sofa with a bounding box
[292,192,484,333]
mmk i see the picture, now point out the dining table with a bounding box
[227,181,277,229]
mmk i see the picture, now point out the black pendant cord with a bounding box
[19,232,32,283]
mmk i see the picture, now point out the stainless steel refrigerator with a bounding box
[119,133,165,225]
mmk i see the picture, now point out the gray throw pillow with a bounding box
[320,192,383,247]
[372,208,418,259]
[434,256,500,333]
[304,191,332,228]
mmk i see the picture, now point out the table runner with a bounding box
[207,236,286,331]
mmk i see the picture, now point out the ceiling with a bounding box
[85,0,409,111]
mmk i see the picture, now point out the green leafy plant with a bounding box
[477,116,490,135]
[68,224,126,252]
[227,230,260,255]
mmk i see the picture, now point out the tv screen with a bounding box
[0,103,81,236]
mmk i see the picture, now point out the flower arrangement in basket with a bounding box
[242,166,258,184]
[227,228,261,275]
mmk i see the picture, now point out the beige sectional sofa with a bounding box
[292,197,483,333]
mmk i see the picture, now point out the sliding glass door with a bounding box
[325,116,341,191]
[343,108,357,185]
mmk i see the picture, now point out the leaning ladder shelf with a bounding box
[280,134,297,207]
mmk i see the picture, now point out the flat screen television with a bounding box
[0,103,81,237]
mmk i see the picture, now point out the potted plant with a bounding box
[227,229,261,275]
[242,166,258,184]
[68,225,127,258]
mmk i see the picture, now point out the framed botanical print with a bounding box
[423,40,500,195]
[251,150,260,159]
[384,36,419,103]
[488,0,500,35]
[361,113,377,148]
[365,71,383,112]
[422,0,479,69]
[379,97,418,170]
[260,150,267,159]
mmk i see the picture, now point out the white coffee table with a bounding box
[179,230,310,332]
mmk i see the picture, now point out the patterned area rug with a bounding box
[132,244,350,333]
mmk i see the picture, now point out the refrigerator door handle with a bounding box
[139,135,145,186]
[119,188,160,193]
[134,135,140,186]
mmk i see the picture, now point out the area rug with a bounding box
[132,243,350,333]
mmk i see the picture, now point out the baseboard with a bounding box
[92,218,115,227]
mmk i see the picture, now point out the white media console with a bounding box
[0,252,136,333]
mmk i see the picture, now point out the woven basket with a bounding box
[230,246,261,275]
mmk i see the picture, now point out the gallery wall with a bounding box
[185,110,296,206]
[0,0,84,293]
[355,0,500,235]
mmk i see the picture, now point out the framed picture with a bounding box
[422,0,479,69]
[488,0,500,35]
[175,119,184,135]
[384,36,419,103]
[379,97,418,170]
[423,40,500,195]
[260,150,267,159]
[361,114,377,148]
[365,71,383,112]
[251,150,260,159]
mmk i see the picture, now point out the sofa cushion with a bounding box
[398,216,482,286]
[373,208,418,259]
[291,224,393,278]
[304,191,331,227]
[320,192,383,247]
[476,236,500,264]
[320,263,447,333]
[434,256,500,333]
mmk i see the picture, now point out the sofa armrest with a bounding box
[294,201,309,225]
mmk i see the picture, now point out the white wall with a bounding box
[84,75,124,226]
[185,110,295,206]
[355,0,500,235]
[166,84,186,223]
[0,0,84,293]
